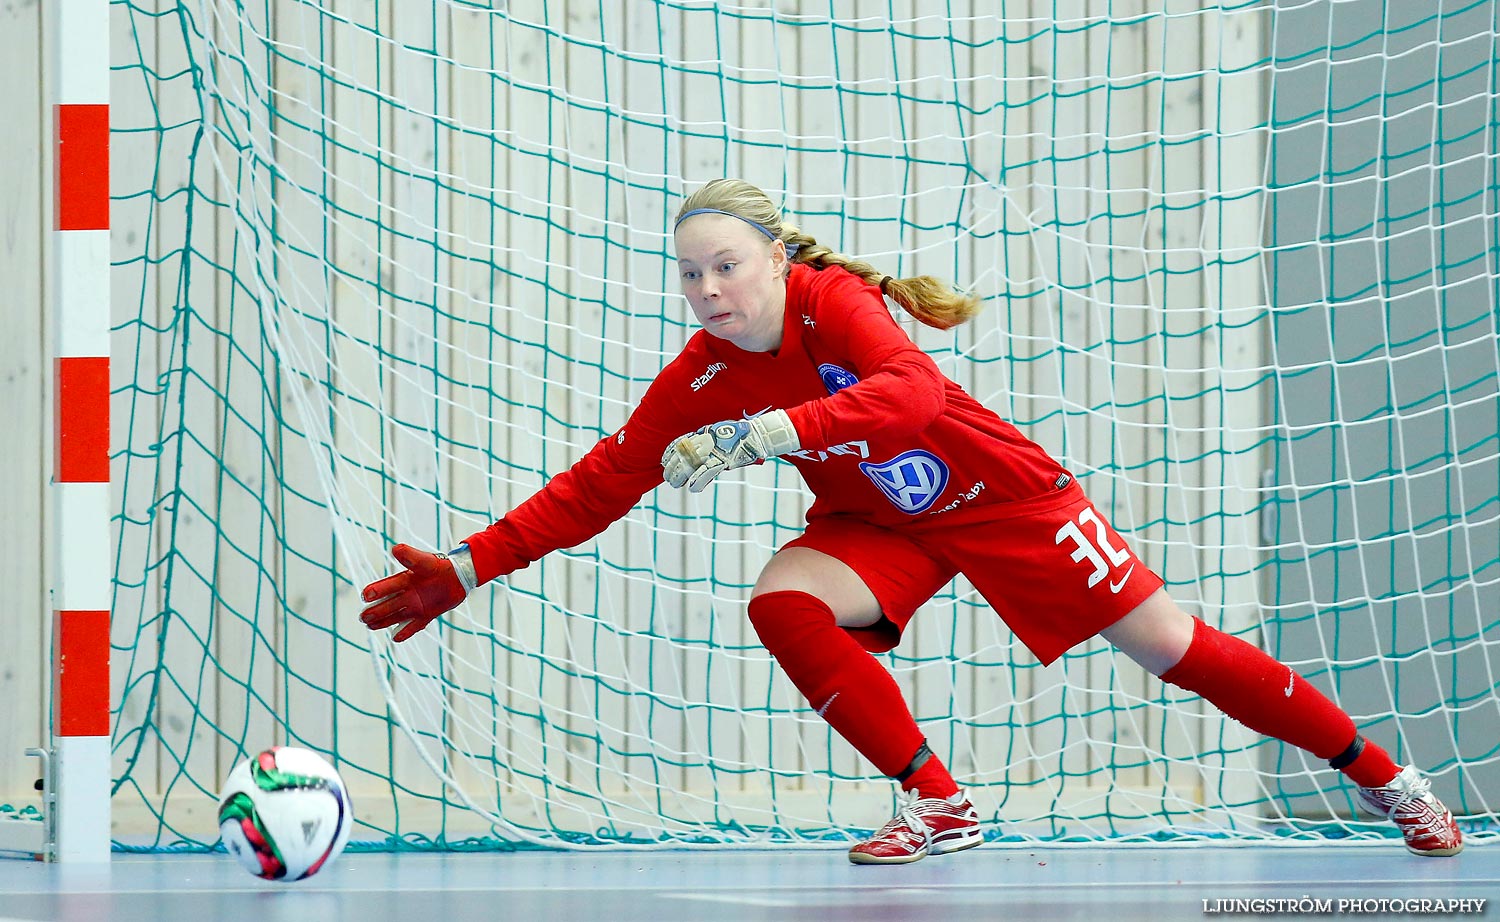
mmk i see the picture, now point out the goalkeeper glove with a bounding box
[359,543,478,643]
[661,408,800,493]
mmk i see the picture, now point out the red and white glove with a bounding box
[359,543,478,643]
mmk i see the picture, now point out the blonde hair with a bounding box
[675,179,981,330]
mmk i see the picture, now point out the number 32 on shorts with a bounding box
[1054,507,1134,593]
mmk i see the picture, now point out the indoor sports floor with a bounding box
[0,843,1494,921]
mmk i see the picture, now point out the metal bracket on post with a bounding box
[1258,467,1278,547]
[0,748,50,860]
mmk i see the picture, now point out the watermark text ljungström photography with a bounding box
[1202,897,1487,915]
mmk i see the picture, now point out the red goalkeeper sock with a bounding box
[1160,618,1399,787]
[899,745,960,800]
[1327,734,1403,789]
[747,590,957,798]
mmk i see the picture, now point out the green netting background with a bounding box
[98,0,1498,850]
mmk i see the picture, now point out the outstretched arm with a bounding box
[360,379,688,642]
[460,432,668,583]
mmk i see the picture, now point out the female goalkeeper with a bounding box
[359,179,1462,863]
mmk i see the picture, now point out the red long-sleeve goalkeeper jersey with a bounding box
[463,263,1071,584]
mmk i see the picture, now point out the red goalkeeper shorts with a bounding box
[783,481,1164,665]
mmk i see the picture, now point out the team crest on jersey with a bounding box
[859,450,950,514]
[817,363,859,394]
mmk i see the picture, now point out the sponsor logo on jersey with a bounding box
[786,440,870,463]
[928,480,985,515]
[690,361,729,391]
[817,363,859,395]
[859,450,950,514]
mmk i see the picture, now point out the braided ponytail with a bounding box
[677,180,982,330]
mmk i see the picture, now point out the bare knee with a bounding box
[752,547,883,629]
[1099,588,1197,676]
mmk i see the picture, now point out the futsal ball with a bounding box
[217,746,353,881]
